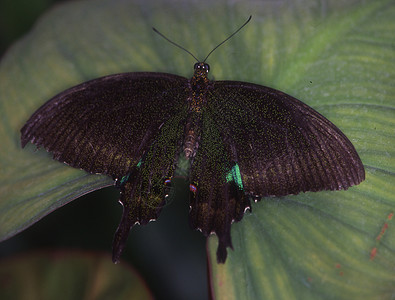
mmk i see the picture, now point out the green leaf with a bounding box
[0,251,152,299]
[0,0,394,299]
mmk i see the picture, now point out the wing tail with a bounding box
[189,178,250,263]
[112,166,167,263]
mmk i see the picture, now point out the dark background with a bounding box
[0,1,208,299]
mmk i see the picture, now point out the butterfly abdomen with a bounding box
[182,113,202,160]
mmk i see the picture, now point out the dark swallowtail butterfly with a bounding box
[20,16,365,263]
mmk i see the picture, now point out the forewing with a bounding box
[208,81,365,197]
[21,72,189,179]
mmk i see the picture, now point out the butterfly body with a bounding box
[182,63,213,160]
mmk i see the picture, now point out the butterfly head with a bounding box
[193,62,210,77]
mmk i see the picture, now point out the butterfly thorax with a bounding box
[188,62,211,113]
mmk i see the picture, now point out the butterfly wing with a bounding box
[190,80,365,262]
[189,112,251,263]
[21,72,188,178]
[209,81,365,197]
[21,72,190,262]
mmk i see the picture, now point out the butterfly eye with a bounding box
[203,63,210,72]
[194,62,200,70]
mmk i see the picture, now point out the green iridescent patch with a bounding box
[226,164,243,190]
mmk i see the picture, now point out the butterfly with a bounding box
[20,16,365,263]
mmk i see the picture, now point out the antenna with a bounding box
[152,27,199,62]
[153,16,252,62]
[203,15,251,62]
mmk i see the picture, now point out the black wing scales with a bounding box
[208,81,365,197]
[21,72,189,179]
